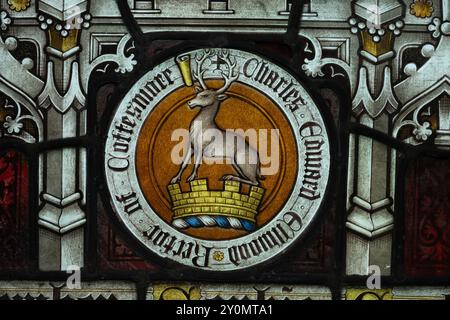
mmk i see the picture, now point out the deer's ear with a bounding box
[194,85,203,93]
[216,94,228,101]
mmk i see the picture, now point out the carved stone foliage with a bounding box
[405,157,450,277]
[398,44,434,82]
[7,0,32,13]
[0,94,39,143]
[0,10,11,31]
[393,94,450,151]
[299,34,351,84]
[409,0,434,19]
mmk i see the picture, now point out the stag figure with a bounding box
[171,50,263,186]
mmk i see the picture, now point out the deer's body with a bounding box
[171,51,263,186]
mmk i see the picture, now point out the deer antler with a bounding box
[192,49,213,90]
[216,50,239,94]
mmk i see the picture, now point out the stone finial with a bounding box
[353,0,404,26]
[37,0,88,21]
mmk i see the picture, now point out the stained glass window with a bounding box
[0,0,449,304]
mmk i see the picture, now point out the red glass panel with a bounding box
[0,150,29,270]
[405,157,450,277]
[97,201,159,271]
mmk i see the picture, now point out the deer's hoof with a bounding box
[187,175,197,182]
[222,175,235,181]
[170,176,180,184]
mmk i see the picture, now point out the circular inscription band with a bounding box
[105,48,331,271]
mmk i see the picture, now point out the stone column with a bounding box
[435,96,450,148]
[346,0,403,275]
[36,0,90,271]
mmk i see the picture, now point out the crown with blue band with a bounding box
[168,179,265,232]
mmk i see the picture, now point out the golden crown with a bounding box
[167,179,265,231]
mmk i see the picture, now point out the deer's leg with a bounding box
[221,157,260,186]
[222,174,259,186]
[187,145,203,182]
[171,146,193,184]
[231,162,247,180]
